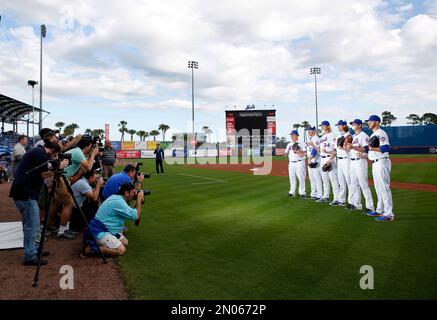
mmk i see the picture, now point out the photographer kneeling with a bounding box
[85,183,143,256]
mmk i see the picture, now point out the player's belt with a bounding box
[372,157,389,163]
[337,157,349,160]
[350,158,360,161]
[321,155,329,158]
[291,159,304,163]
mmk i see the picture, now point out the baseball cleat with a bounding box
[300,195,308,199]
[310,197,319,201]
[316,198,330,203]
[329,201,341,206]
[345,204,356,210]
[375,216,394,222]
[367,211,383,217]
[339,202,346,206]
[288,193,296,198]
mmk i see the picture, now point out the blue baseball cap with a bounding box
[335,120,347,126]
[319,120,330,126]
[290,130,299,136]
[350,119,363,126]
[306,126,316,131]
[367,115,381,122]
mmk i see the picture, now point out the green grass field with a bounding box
[117,157,437,299]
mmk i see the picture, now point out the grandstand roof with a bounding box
[0,93,49,124]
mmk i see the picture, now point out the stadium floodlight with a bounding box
[39,24,46,132]
[188,60,199,145]
[27,80,39,142]
[310,67,321,136]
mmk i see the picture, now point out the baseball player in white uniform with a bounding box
[306,126,323,200]
[285,130,307,199]
[335,120,354,207]
[344,119,375,213]
[317,121,340,205]
[365,115,394,221]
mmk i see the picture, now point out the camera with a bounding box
[134,163,151,180]
[49,153,72,170]
[92,136,104,152]
[134,189,151,204]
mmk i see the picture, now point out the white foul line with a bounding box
[178,173,228,185]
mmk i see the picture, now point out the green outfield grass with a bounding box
[116,157,437,299]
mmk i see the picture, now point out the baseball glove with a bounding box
[368,135,380,148]
[337,135,353,148]
[322,162,333,172]
[308,162,319,168]
[292,142,300,152]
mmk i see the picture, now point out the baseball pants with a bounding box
[308,164,323,198]
[320,158,339,201]
[337,158,353,204]
[350,159,374,210]
[372,158,393,217]
[288,161,306,196]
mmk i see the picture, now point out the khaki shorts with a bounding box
[54,177,74,207]
[97,233,125,249]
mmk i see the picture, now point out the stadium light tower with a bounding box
[188,60,198,143]
[310,67,321,135]
[39,24,46,132]
[27,80,39,142]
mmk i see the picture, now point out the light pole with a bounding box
[27,80,39,143]
[310,67,321,136]
[188,60,198,145]
[39,24,46,132]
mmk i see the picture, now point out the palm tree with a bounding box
[127,129,136,141]
[92,129,105,140]
[149,130,159,141]
[63,123,79,136]
[158,124,170,141]
[137,130,146,141]
[202,126,213,143]
[118,120,128,141]
[55,122,65,133]
[84,128,92,135]
[144,131,150,141]
[300,121,310,142]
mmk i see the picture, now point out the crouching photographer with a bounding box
[69,170,104,233]
[83,182,146,256]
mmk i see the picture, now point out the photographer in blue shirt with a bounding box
[101,164,144,200]
[85,182,143,256]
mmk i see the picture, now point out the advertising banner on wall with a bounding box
[112,141,121,151]
[135,141,148,150]
[147,141,158,150]
[121,141,135,150]
[116,150,140,159]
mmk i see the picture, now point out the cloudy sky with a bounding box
[1,0,437,141]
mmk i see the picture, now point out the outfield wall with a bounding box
[364,125,437,154]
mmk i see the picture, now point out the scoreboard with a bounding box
[225,109,276,150]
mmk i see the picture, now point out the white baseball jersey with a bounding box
[319,132,336,157]
[368,128,390,161]
[306,135,321,160]
[335,132,352,158]
[350,131,370,158]
[285,140,307,162]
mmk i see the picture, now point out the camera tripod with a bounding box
[27,161,106,287]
